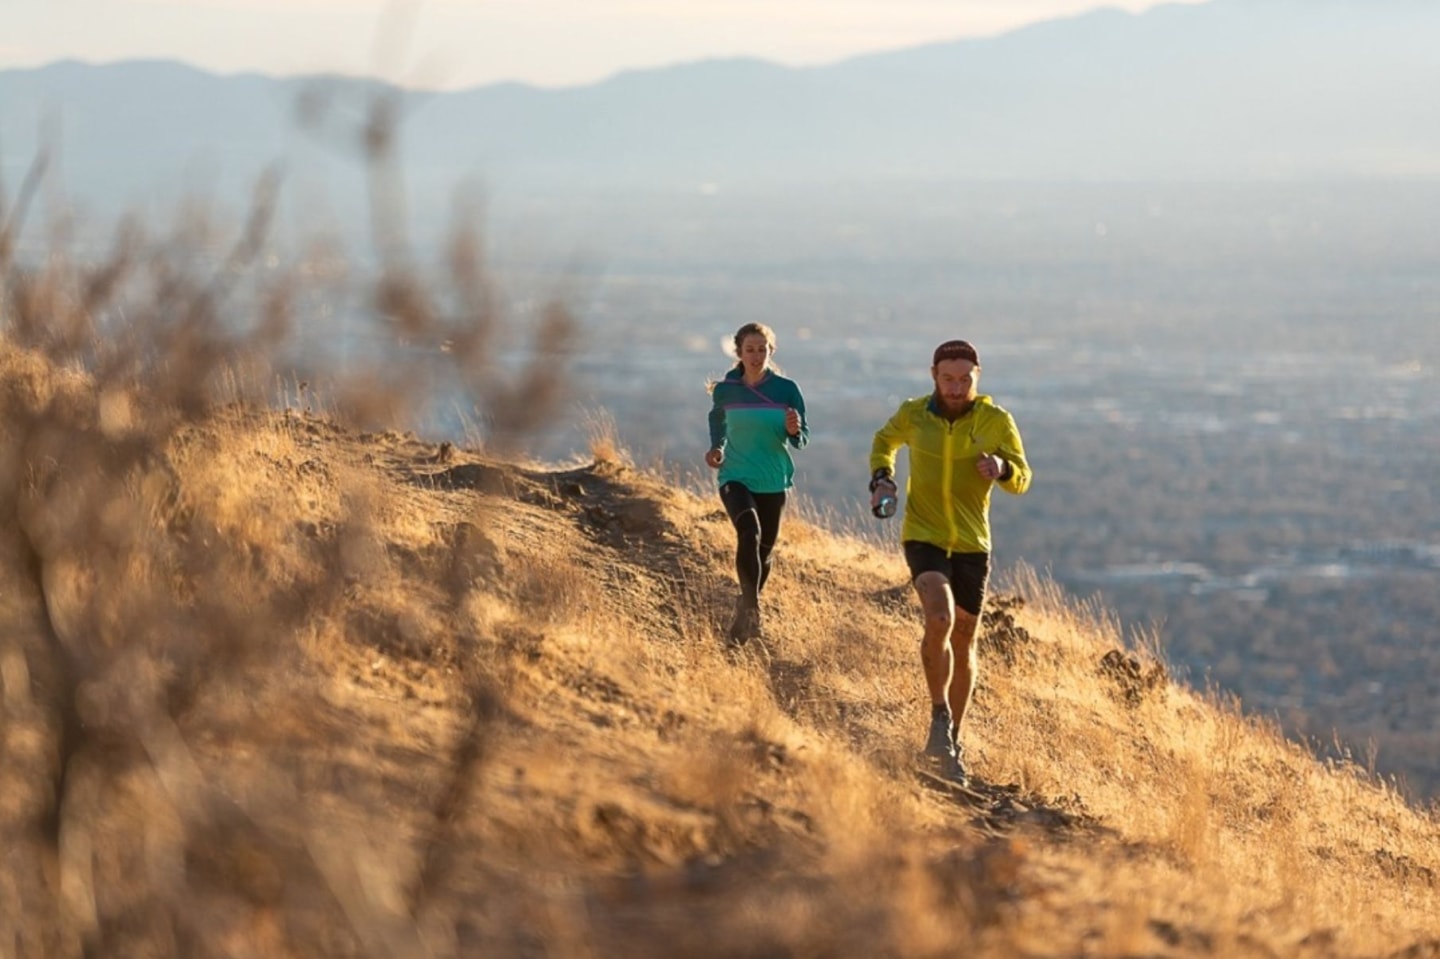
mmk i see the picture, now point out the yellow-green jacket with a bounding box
[870,394,1032,554]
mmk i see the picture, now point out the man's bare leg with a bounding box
[947,607,980,739]
[911,570,963,765]
[913,571,956,706]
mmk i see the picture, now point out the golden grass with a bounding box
[8,307,1440,957]
[5,130,1440,958]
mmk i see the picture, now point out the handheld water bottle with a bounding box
[871,469,897,519]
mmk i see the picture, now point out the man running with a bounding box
[869,339,1032,783]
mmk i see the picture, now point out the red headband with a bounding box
[932,339,979,366]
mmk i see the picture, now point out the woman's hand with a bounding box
[785,407,801,437]
[705,447,725,469]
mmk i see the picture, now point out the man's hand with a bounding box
[785,407,801,437]
[705,447,725,469]
[975,453,1006,481]
[869,475,897,512]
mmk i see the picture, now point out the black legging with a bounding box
[719,482,788,606]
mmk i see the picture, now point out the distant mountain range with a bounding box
[3,0,1439,222]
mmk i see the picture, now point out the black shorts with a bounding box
[902,541,991,616]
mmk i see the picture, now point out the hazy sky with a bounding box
[4,0,1205,90]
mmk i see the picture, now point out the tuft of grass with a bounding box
[583,407,630,469]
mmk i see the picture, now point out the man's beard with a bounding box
[936,392,972,413]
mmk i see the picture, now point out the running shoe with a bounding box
[923,710,955,759]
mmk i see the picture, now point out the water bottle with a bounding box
[873,492,897,519]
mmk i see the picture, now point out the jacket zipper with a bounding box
[941,418,958,555]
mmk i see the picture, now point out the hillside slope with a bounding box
[1,339,1438,957]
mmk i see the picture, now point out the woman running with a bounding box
[705,322,809,646]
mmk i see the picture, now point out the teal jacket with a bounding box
[708,368,809,493]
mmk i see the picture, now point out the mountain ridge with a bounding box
[5,0,1440,221]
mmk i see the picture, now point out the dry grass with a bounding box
[6,328,1440,958]
[5,115,1440,959]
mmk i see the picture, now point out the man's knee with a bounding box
[923,607,953,634]
[913,572,953,625]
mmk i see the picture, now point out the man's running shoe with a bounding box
[942,745,970,786]
[923,710,955,759]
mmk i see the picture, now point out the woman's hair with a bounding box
[732,322,776,364]
[707,322,781,394]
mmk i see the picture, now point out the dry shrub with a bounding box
[0,87,578,957]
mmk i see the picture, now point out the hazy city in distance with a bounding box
[3,0,1438,795]
[489,179,1437,798]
